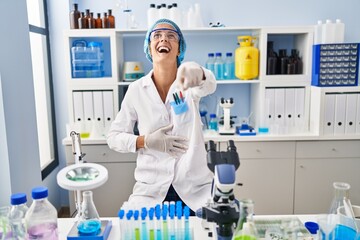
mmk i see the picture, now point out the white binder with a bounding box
[103,91,114,129]
[294,88,305,128]
[323,94,336,135]
[285,88,296,130]
[345,93,357,134]
[265,88,275,128]
[334,93,346,135]
[93,91,104,127]
[82,91,94,124]
[274,88,285,126]
[72,91,84,124]
[356,94,360,134]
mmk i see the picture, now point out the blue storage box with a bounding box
[71,40,105,78]
[312,43,359,87]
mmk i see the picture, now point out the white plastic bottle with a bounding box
[25,187,58,240]
[322,19,336,44]
[193,3,204,28]
[214,52,224,80]
[335,19,345,43]
[147,4,157,28]
[314,20,322,45]
[170,3,182,27]
[159,3,168,19]
[224,52,235,79]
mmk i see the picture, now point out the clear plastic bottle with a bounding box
[25,187,58,240]
[214,52,224,80]
[10,193,28,218]
[9,193,29,239]
[209,113,218,131]
[205,53,215,75]
[224,52,235,79]
[77,191,101,236]
[147,4,157,28]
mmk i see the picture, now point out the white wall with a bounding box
[0,0,61,209]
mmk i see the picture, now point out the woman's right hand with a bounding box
[144,124,189,155]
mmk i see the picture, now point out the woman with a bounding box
[107,18,217,213]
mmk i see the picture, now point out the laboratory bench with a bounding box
[57,215,317,240]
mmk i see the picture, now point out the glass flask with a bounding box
[77,191,101,236]
[232,199,259,240]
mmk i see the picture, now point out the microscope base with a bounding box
[219,126,236,135]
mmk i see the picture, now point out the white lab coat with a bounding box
[107,67,217,211]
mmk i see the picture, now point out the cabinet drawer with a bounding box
[296,140,360,158]
[221,141,296,159]
[65,144,137,164]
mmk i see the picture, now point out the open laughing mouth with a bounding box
[157,46,170,53]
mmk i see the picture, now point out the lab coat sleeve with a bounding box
[106,86,138,153]
[190,67,217,100]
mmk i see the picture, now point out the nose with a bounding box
[159,33,169,42]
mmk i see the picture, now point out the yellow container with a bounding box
[235,36,259,80]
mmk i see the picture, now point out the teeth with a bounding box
[157,46,170,53]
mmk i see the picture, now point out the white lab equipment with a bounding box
[218,97,236,135]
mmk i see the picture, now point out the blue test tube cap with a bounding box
[149,207,155,221]
[162,206,168,220]
[155,205,161,220]
[118,209,125,219]
[176,206,182,219]
[126,210,133,220]
[134,210,140,220]
[141,207,147,221]
[169,204,175,219]
[184,206,190,219]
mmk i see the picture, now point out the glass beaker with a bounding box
[77,191,101,236]
[329,182,352,215]
[232,199,258,240]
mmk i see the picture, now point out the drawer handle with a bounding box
[102,153,107,156]
[332,148,337,152]
[300,165,305,169]
[256,149,261,153]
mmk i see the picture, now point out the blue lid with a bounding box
[305,221,319,234]
[208,53,214,57]
[88,41,102,48]
[215,52,222,57]
[118,209,125,219]
[226,52,232,57]
[11,193,27,205]
[134,210,139,220]
[210,113,217,118]
[31,186,48,200]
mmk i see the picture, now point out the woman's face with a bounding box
[149,23,180,66]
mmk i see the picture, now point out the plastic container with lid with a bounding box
[25,186,58,240]
[209,113,218,131]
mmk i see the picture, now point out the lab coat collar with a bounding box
[141,70,154,88]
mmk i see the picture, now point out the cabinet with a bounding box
[64,143,137,217]
[294,140,360,214]
[219,141,296,215]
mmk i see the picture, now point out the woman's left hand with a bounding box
[176,62,205,90]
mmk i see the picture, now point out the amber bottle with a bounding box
[103,12,109,29]
[95,13,103,28]
[69,3,81,29]
[107,9,115,28]
[88,12,96,28]
[78,12,85,29]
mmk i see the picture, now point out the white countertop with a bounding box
[58,215,316,240]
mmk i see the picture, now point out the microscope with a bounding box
[197,140,241,240]
[219,98,236,135]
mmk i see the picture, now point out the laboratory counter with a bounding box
[58,215,317,240]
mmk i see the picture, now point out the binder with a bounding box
[265,88,275,127]
[334,93,346,135]
[345,93,357,134]
[274,88,285,126]
[323,94,335,135]
[72,91,84,124]
[82,91,94,124]
[285,88,296,130]
[93,91,104,127]
[294,88,305,128]
[356,94,360,134]
[103,91,114,129]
